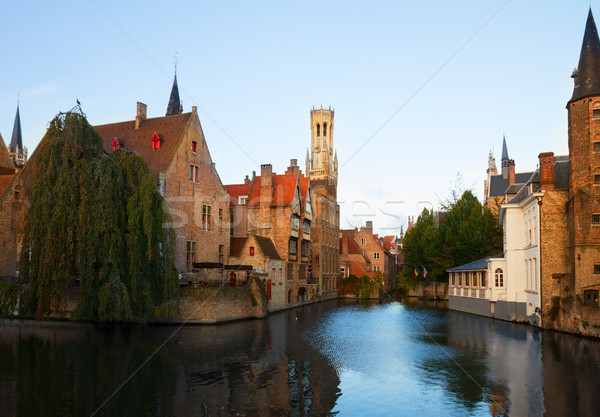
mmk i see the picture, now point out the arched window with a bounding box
[495,268,504,287]
[316,124,320,137]
[323,122,327,137]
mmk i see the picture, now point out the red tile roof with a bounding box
[247,173,299,207]
[299,176,310,205]
[0,174,15,197]
[225,183,251,205]
[94,112,192,181]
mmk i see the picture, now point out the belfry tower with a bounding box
[306,106,340,297]
[307,106,338,197]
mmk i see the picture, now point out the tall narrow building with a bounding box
[8,105,27,168]
[306,106,340,297]
[566,8,600,297]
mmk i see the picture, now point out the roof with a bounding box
[570,9,600,104]
[225,183,251,204]
[254,235,282,260]
[247,173,300,207]
[447,254,504,272]
[94,112,192,181]
[0,133,15,174]
[9,105,22,154]
[230,237,247,257]
[299,176,310,205]
[554,158,570,189]
[166,74,181,116]
[0,174,15,197]
[489,172,535,197]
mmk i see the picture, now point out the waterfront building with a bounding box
[306,106,340,297]
[0,105,26,278]
[93,75,230,281]
[225,160,314,306]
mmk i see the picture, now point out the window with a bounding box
[218,244,224,264]
[495,268,504,287]
[301,240,309,257]
[249,246,255,256]
[465,273,470,287]
[595,175,600,185]
[303,220,310,234]
[593,214,600,224]
[291,215,300,231]
[458,272,462,286]
[323,122,327,137]
[191,141,197,152]
[190,165,199,182]
[341,266,346,277]
[374,252,380,259]
[481,273,486,287]
[112,137,120,151]
[186,241,196,272]
[289,239,297,256]
[595,142,600,152]
[361,238,366,245]
[450,273,455,286]
[316,124,320,137]
[594,109,600,120]
[152,132,160,150]
[374,265,381,272]
[219,208,223,232]
[287,263,294,281]
[230,207,234,236]
[202,205,211,231]
[595,264,600,275]
[584,290,599,306]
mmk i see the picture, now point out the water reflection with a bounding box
[2,300,600,416]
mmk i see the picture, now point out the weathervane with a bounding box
[174,51,179,75]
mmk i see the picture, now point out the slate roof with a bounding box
[9,105,23,154]
[570,9,600,104]
[447,254,504,272]
[506,157,570,204]
[488,172,535,197]
[254,235,282,260]
[94,112,192,182]
[166,74,181,116]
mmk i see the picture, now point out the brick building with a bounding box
[306,107,340,297]
[225,160,314,306]
[0,105,26,278]
[339,229,374,279]
[93,76,230,281]
[340,221,395,291]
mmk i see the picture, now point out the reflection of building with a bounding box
[306,107,340,297]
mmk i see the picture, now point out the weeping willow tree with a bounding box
[20,109,177,320]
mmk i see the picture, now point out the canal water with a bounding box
[1,299,600,416]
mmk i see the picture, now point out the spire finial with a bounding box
[174,51,179,75]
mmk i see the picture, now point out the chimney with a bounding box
[260,164,273,205]
[244,175,250,184]
[192,106,197,113]
[539,152,555,191]
[365,221,373,231]
[135,102,147,130]
[286,159,299,175]
[502,160,510,179]
[509,160,515,184]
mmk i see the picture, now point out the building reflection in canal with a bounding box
[2,300,600,416]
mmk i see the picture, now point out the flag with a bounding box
[414,268,418,279]
[422,265,428,279]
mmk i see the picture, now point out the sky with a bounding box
[0,1,593,236]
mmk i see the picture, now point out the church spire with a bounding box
[501,135,509,161]
[166,73,181,116]
[9,104,22,155]
[570,9,600,104]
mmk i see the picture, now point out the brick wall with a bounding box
[0,176,24,278]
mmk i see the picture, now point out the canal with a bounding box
[1,299,599,416]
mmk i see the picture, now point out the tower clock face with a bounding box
[314,146,321,153]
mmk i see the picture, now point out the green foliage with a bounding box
[548,296,561,322]
[0,282,21,318]
[339,275,381,299]
[401,190,502,282]
[20,110,177,320]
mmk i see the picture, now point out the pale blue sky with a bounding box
[0,1,591,235]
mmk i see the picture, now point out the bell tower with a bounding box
[308,106,337,185]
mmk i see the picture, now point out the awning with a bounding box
[193,262,224,269]
[224,265,253,271]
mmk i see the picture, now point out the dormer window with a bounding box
[112,137,121,151]
[191,141,197,152]
[152,132,161,150]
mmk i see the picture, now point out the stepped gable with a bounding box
[94,112,192,181]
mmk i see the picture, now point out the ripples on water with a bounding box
[2,299,600,416]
